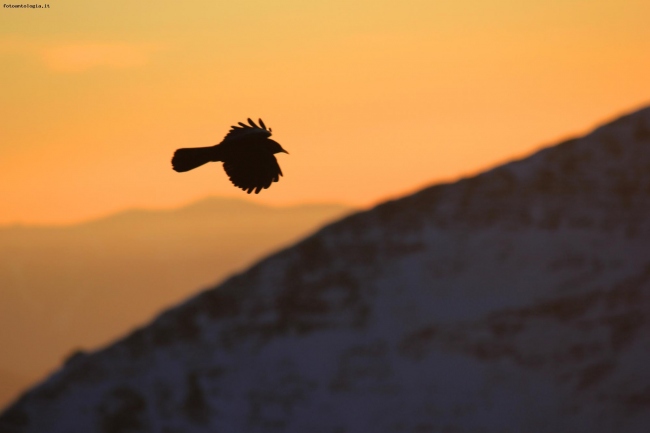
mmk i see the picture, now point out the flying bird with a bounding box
[171,118,288,194]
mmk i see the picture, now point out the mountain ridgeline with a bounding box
[2,107,650,432]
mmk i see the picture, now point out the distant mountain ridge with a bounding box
[2,197,350,228]
[2,106,650,432]
[0,198,354,411]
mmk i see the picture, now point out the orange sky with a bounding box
[1,0,650,225]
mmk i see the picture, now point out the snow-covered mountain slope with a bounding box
[2,106,650,432]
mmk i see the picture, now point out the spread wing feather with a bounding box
[223,152,283,194]
[222,118,272,144]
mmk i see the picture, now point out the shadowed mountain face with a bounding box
[2,106,650,432]
[0,199,353,410]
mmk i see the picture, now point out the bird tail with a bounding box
[171,147,216,172]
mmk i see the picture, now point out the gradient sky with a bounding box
[1,0,649,225]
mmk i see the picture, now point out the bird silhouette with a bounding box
[172,118,288,194]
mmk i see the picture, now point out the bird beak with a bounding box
[281,149,289,154]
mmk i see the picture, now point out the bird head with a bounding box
[266,138,289,155]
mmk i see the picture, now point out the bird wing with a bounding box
[221,118,272,144]
[222,152,283,194]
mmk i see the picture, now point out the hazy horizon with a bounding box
[0,195,359,228]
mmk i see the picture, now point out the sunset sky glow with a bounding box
[1,0,650,225]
